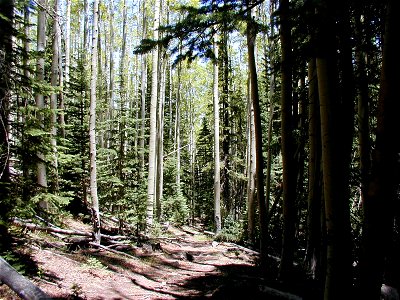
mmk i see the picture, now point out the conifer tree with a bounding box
[0,0,13,249]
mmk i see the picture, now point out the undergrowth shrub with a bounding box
[162,192,189,225]
[215,215,243,243]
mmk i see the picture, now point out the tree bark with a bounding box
[35,0,48,190]
[65,0,71,87]
[107,0,115,149]
[360,0,400,298]
[139,0,147,175]
[89,0,101,244]
[220,32,231,215]
[175,61,182,190]
[0,257,50,300]
[50,0,60,191]
[246,77,256,244]
[246,1,268,267]
[147,0,161,228]
[156,52,166,221]
[213,32,222,234]
[278,0,297,281]
[305,58,323,285]
[0,0,13,249]
[315,1,353,297]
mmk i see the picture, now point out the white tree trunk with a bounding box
[213,34,221,233]
[65,0,71,86]
[35,0,47,189]
[50,0,60,190]
[139,0,147,175]
[175,62,181,189]
[246,79,256,243]
[146,0,161,228]
[89,0,101,244]
[59,0,70,138]
[108,0,115,149]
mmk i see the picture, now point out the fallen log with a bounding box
[13,219,92,237]
[0,256,51,300]
[14,219,130,242]
[179,226,199,235]
[222,242,260,256]
[203,230,215,236]
[89,242,138,260]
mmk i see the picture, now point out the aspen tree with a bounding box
[35,0,48,190]
[146,0,161,228]
[89,0,101,244]
[213,32,221,234]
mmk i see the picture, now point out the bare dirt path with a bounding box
[2,222,268,300]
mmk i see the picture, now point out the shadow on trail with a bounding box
[123,264,312,300]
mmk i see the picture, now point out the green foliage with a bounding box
[82,256,107,270]
[215,215,243,243]
[70,282,84,299]
[1,251,26,275]
[162,191,190,225]
[194,118,214,228]
[32,192,72,210]
[118,186,148,230]
[134,0,260,66]
[150,222,164,238]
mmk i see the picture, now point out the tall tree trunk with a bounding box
[21,2,30,203]
[315,1,353,298]
[264,0,276,230]
[189,95,196,225]
[278,0,297,281]
[50,0,60,191]
[59,0,68,139]
[146,0,161,229]
[175,59,181,190]
[0,0,13,249]
[156,53,166,221]
[65,0,71,86]
[265,73,275,227]
[108,0,115,149]
[118,0,128,210]
[83,0,89,62]
[97,18,105,150]
[139,0,147,175]
[213,33,221,234]
[305,58,324,286]
[35,0,48,190]
[360,1,400,298]
[220,32,230,216]
[89,0,101,244]
[246,76,256,244]
[246,1,268,267]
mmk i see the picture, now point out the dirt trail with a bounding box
[3,223,265,299]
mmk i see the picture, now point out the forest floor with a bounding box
[0,217,309,300]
